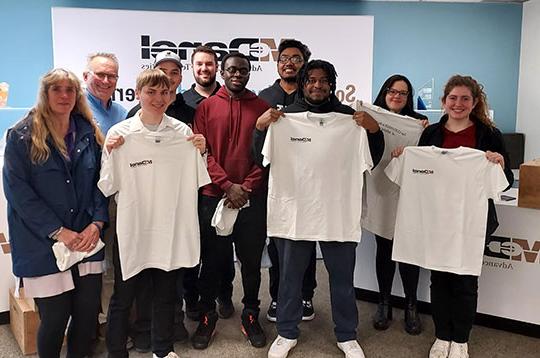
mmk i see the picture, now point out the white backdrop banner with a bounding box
[51,8,373,110]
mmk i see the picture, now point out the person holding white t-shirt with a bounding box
[101,69,207,358]
[368,75,428,335]
[255,60,384,358]
[392,75,513,358]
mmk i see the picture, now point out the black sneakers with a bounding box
[266,301,277,322]
[241,311,267,348]
[191,311,218,350]
[302,300,315,321]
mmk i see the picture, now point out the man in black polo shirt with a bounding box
[183,46,221,109]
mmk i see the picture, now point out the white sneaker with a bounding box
[337,340,366,358]
[268,335,298,358]
[448,342,469,358]
[153,352,179,358]
[429,339,451,358]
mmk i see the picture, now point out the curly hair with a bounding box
[442,75,494,128]
[297,59,338,98]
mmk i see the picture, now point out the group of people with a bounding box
[3,37,512,358]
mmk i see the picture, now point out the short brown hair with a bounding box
[136,69,171,91]
[191,46,218,64]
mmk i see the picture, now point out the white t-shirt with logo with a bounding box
[356,102,424,240]
[262,112,373,242]
[98,114,211,280]
[385,146,509,276]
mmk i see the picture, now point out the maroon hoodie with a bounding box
[194,86,269,197]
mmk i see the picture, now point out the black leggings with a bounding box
[430,270,478,343]
[375,235,419,302]
[34,269,102,358]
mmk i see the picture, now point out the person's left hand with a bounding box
[353,111,380,133]
[486,151,505,168]
[188,134,206,154]
[419,119,429,128]
[73,223,101,252]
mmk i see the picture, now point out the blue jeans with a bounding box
[274,238,358,342]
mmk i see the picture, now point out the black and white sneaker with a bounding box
[266,300,277,322]
[302,300,315,321]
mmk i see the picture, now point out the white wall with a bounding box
[516,0,540,161]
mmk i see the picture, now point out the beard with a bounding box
[281,75,297,84]
[195,73,217,88]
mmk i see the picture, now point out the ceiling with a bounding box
[365,0,528,3]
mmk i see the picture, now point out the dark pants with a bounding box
[183,252,235,305]
[34,268,102,358]
[268,237,317,301]
[274,238,358,342]
[375,235,420,303]
[106,238,179,358]
[430,270,478,343]
[198,194,266,314]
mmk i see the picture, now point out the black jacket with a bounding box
[252,94,385,168]
[126,93,195,126]
[418,115,514,236]
[258,79,297,109]
[183,82,221,110]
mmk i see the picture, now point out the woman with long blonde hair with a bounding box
[3,68,108,358]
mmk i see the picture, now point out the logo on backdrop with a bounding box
[141,35,281,63]
[484,236,540,269]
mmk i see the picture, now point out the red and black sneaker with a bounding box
[191,311,218,350]
[241,311,266,348]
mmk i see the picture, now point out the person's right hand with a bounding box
[255,108,284,131]
[224,184,250,209]
[56,227,83,251]
[391,146,405,158]
[105,135,125,154]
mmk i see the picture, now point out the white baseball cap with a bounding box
[153,50,182,69]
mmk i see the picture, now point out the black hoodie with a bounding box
[252,94,385,168]
[258,79,297,109]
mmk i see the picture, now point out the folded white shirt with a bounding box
[211,199,249,236]
[52,240,105,271]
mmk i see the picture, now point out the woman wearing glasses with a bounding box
[370,74,427,335]
[3,68,107,358]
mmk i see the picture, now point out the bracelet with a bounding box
[91,221,103,231]
[51,226,64,241]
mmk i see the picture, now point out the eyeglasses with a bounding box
[386,88,409,97]
[224,67,250,76]
[90,71,119,82]
[278,55,304,64]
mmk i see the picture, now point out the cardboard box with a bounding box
[518,159,540,209]
[9,287,39,355]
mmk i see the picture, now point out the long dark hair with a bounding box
[373,74,424,119]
